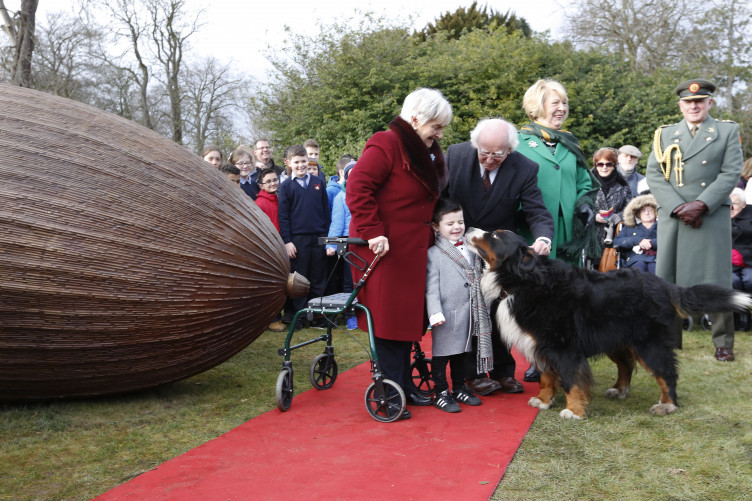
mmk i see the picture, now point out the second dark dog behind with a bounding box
[465,228,752,419]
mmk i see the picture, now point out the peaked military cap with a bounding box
[675,79,716,100]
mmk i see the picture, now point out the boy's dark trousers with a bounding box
[283,234,326,322]
[431,353,468,393]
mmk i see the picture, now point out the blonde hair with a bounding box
[522,79,569,122]
[742,158,752,180]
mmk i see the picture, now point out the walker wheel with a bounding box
[275,368,294,412]
[410,358,435,396]
[310,353,338,390]
[683,317,694,331]
[364,378,405,423]
[700,314,712,331]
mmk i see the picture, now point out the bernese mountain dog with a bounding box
[465,228,752,419]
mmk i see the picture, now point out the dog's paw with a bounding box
[649,402,678,415]
[605,387,628,399]
[528,396,552,410]
[559,409,584,419]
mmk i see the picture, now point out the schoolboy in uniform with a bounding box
[278,145,330,328]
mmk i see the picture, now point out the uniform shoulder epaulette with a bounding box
[657,124,671,129]
[719,119,737,123]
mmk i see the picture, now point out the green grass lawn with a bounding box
[2,326,751,501]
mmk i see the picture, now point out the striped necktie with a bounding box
[482,170,491,191]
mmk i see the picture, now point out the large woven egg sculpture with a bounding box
[0,83,304,400]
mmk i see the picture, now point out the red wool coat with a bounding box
[347,129,440,341]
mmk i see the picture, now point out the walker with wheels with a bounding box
[275,237,433,423]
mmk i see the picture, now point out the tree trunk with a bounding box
[11,0,38,88]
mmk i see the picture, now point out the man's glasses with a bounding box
[595,162,615,168]
[478,149,508,160]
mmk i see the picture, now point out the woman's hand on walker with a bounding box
[369,236,389,256]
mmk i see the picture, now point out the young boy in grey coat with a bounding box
[425,198,492,412]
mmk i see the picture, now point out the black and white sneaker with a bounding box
[433,389,461,413]
[453,386,482,406]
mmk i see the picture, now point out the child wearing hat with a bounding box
[613,194,658,273]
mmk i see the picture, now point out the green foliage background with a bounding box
[250,17,716,173]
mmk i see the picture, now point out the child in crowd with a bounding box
[325,161,357,330]
[220,164,240,185]
[323,155,356,296]
[229,147,259,200]
[255,168,280,232]
[255,167,285,332]
[307,160,321,178]
[304,138,325,178]
[613,194,658,273]
[425,198,488,413]
[278,145,330,329]
[201,145,223,169]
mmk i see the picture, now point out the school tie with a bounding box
[482,170,491,191]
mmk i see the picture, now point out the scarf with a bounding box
[434,234,493,373]
[521,121,602,262]
[388,116,448,196]
[592,167,627,197]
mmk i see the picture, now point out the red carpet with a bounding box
[95,348,538,501]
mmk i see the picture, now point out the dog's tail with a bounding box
[675,284,752,317]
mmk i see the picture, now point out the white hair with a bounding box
[399,88,453,126]
[731,187,746,203]
[469,118,520,151]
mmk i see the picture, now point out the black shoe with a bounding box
[433,389,461,413]
[406,392,432,406]
[523,364,540,382]
[453,386,482,406]
[398,408,412,420]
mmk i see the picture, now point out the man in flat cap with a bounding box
[646,78,744,361]
[617,145,646,199]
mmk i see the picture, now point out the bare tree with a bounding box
[93,0,158,130]
[564,0,703,73]
[145,0,201,144]
[182,56,248,152]
[32,12,103,99]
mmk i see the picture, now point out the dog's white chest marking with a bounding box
[495,296,537,362]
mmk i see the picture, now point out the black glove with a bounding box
[673,200,707,228]
[578,205,594,228]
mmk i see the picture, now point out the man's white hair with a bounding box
[469,118,520,151]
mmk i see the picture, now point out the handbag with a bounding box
[598,222,623,273]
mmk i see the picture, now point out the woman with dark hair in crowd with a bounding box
[591,147,632,249]
[347,88,453,420]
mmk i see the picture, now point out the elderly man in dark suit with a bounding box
[444,118,554,395]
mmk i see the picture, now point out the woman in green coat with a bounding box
[516,79,599,264]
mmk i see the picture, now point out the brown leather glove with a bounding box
[673,200,708,228]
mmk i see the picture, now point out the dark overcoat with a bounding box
[443,142,553,240]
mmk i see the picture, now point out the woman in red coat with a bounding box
[347,88,453,419]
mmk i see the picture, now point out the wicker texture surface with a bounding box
[0,84,290,400]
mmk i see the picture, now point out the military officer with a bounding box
[646,78,744,361]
